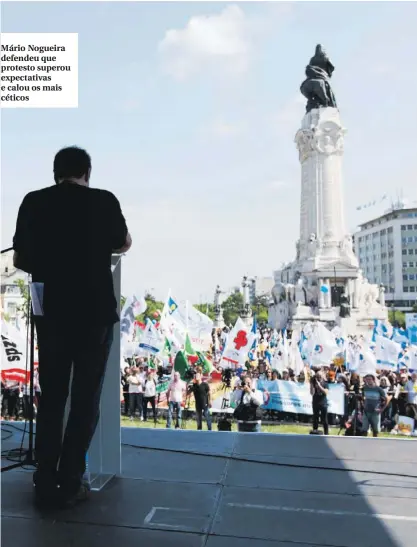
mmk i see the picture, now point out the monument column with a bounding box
[295,108,347,265]
[319,279,325,308]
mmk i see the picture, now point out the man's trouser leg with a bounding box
[320,405,329,435]
[312,401,320,430]
[34,318,73,485]
[196,408,203,430]
[58,324,113,495]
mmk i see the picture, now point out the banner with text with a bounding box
[256,379,345,416]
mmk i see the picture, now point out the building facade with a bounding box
[354,206,417,311]
[0,253,27,327]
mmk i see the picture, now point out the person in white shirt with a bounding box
[405,372,417,428]
[231,377,264,432]
[166,372,186,429]
[127,367,144,421]
[143,369,157,422]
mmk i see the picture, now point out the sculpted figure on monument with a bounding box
[300,44,337,113]
[339,292,351,318]
[214,284,222,314]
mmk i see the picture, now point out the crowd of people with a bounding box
[119,324,417,437]
[2,326,416,439]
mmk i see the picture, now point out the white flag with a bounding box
[220,317,252,368]
[138,320,164,355]
[1,319,29,383]
[307,323,339,367]
[120,295,147,340]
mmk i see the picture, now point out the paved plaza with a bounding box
[2,426,417,547]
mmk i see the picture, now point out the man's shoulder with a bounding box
[89,187,119,203]
[22,185,57,203]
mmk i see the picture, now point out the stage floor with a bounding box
[2,425,417,547]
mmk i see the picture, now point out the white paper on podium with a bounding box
[30,282,44,316]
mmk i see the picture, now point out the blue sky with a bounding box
[2,1,416,303]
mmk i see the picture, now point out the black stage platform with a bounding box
[2,425,417,547]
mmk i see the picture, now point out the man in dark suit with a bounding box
[13,146,132,508]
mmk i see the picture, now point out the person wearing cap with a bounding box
[362,373,388,437]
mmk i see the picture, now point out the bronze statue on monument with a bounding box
[300,44,337,112]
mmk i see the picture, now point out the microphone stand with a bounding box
[1,247,36,472]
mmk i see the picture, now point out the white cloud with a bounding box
[158,5,252,80]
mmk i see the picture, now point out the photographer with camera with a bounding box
[231,377,263,432]
[310,370,329,435]
[189,372,212,431]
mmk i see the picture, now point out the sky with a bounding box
[1,1,417,304]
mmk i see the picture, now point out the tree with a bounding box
[16,279,30,320]
[221,291,244,326]
[136,293,164,324]
[412,303,417,313]
[194,303,216,321]
[388,310,406,329]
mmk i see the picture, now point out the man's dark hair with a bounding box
[53,146,91,183]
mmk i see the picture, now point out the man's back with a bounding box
[13,181,128,325]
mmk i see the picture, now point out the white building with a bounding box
[354,205,417,311]
[0,253,27,327]
[249,276,274,303]
[226,276,274,305]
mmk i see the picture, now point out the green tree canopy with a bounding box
[221,291,244,326]
[136,293,164,324]
[388,310,405,329]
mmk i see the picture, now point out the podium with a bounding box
[88,254,122,490]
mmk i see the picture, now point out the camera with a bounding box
[221,368,233,389]
[184,368,196,382]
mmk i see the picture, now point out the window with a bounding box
[380,229,386,236]
[414,225,417,230]
[410,287,416,292]
[414,236,417,243]
[372,232,378,239]
[408,225,413,230]
[402,237,407,244]
[389,251,394,257]
[388,227,393,233]
[404,287,409,292]
[408,237,413,243]
[358,236,362,243]
[381,252,387,259]
[402,249,407,255]
[403,274,408,280]
[410,261,415,268]
[408,249,414,255]
[7,303,17,315]
[403,262,408,268]
[409,274,415,280]
[401,225,406,231]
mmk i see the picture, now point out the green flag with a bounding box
[174,350,189,380]
[163,337,172,356]
[184,333,196,357]
[196,351,213,375]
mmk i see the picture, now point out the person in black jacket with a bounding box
[310,370,329,435]
[13,146,132,508]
